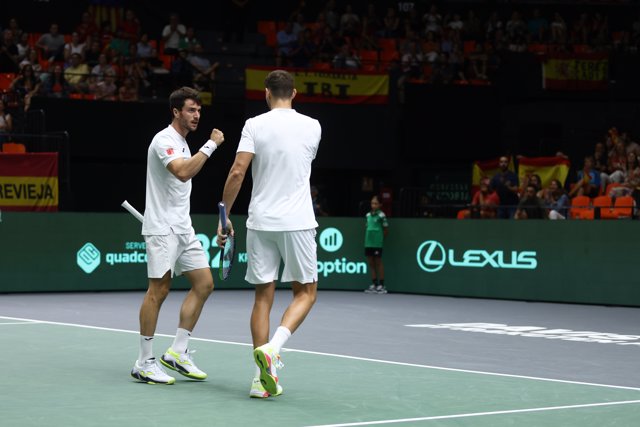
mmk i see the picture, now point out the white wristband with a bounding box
[199,140,217,157]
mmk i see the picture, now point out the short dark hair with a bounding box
[265,70,294,99]
[169,86,201,113]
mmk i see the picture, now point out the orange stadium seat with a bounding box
[257,20,277,47]
[592,195,616,219]
[612,195,635,219]
[377,38,397,53]
[569,195,593,219]
[2,142,27,153]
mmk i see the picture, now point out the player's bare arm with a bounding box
[216,151,253,247]
[167,128,224,182]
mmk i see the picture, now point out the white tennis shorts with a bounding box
[144,229,209,278]
[245,229,317,285]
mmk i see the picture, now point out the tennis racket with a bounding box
[218,201,235,281]
[121,200,144,223]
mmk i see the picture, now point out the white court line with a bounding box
[0,321,41,326]
[1,315,640,393]
[303,399,640,427]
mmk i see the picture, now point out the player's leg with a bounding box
[178,267,214,332]
[131,233,177,384]
[132,274,176,383]
[280,281,317,333]
[160,232,213,380]
[253,229,317,395]
[139,272,172,338]
[251,282,276,347]
[246,230,283,397]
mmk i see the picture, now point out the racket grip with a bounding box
[122,200,144,223]
[218,201,227,230]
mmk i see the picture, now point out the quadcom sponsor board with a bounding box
[0,213,370,293]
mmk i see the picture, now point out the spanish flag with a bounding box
[517,156,571,188]
[245,67,389,104]
[542,53,608,91]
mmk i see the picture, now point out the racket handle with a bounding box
[218,201,227,230]
[122,200,144,223]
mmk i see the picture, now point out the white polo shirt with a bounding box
[238,108,321,231]
[142,125,193,235]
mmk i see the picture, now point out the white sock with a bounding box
[269,326,292,354]
[172,328,191,354]
[139,335,154,362]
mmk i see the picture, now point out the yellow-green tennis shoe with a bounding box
[131,358,176,385]
[160,348,207,380]
[253,344,284,395]
[249,377,283,398]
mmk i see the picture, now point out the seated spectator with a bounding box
[519,173,543,198]
[41,64,70,98]
[0,98,13,143]
[64,52,90,93]
[515,184,547,219]
[340,4,361,38]
[84,39,103,68]
[569,156,601,198]
[423,31,440,63]
[63,32,87,63]
[550,12,567,44]
[16,32,30,63]
[19,48,44,82]
[467,179,499,219]
[540,179,569,219]
[91,53,115,82]
[289,28,316,68]
[422,4,442,36]
[316,26,341,62]
[10,63,41,111]
[36,23,65,63]
[76,11,99,43]
[170,48,196,87]
[382,7,401,38]
[332,44,361,69]
[120,9,141,44]
[188,43,219,91]
[276,21,298,66]
[527,8,548,42]
[136,33,154,59]
[92,69,117,100]
[179,26,201,54]
[109,27,130,58]
[161,13,186,56]
[118,76,139,102]
[610,151,640,198]
[601,141,628,192]
[0,29,19,73]
[593,141,608,179]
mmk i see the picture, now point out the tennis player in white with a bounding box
[217,70,321,398]
[130,87,225,385]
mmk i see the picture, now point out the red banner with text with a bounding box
[0,153,59,211]
[245,67,389,104]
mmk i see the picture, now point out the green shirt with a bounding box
[365,209,388,248]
